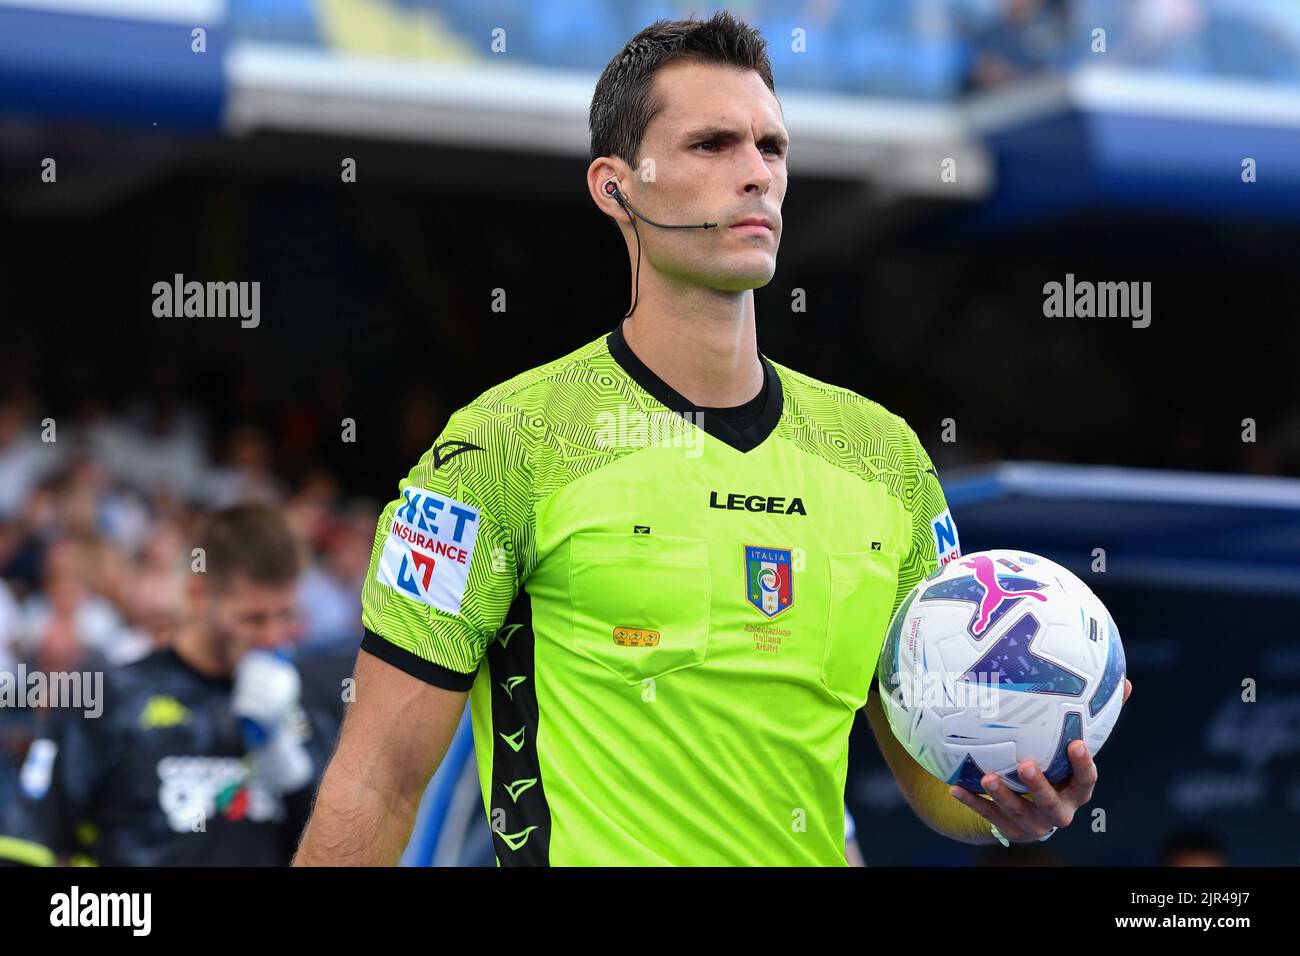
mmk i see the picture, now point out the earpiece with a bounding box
[600,177,717,317]
[604,179,628,208]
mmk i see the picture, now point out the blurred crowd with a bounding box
[238,0,1300,97]
[0,385,377,677]
[964,0,1300,90]
[0,380,379,809]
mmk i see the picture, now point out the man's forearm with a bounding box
[902,771,1000,845]
[863,688,998,846]
[292,754,421,866]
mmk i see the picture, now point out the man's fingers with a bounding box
[1061,740,1098,803]
[949,786,1004,828]
[982,773,1032,824]
[1018,760,1073,828]
[1122,678,1132,704]
[951,747,1102,842]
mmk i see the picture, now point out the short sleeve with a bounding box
[360,406,530,691]
[891,425,960,618]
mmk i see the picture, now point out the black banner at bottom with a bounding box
[0,864,1287,940]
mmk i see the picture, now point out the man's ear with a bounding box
[589,157,628,218]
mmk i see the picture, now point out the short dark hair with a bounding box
[197,502,300,590]
[589,11,776,168]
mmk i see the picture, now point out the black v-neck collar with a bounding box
[605,319,783,454]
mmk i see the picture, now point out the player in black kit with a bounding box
[0,504,345,866]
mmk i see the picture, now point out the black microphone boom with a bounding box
[603,179,717,316]
[604,179,717,230]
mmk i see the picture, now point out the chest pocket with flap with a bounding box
[568,532,712,685]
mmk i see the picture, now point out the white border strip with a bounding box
[0,0,223,23]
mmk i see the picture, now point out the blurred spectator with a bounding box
[0,516,42,600]
[0,581,23,813]
[1106,0,1205,71]
[14,534,141,671]
[0,391,62,521]
[0,503,342,866]
[284,469,341,556]
[1159,828,1229,866]
[0,577,18,676]
[80,395,210,503]
[965,0,1070,90]
[201,425,288,506]
[117,522,189,653]
[296,499,376,648]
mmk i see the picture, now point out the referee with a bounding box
[296,12,1125,866]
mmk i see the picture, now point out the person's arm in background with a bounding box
[292,650,467,866]
[294,406,526,866]
[0,686,107,866]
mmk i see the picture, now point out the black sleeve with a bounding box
[0,701,104,866]
[361,629,478,692]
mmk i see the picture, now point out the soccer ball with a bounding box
[876,549,1126,794]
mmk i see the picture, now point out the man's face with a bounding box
[199,573,300,673]
[629,60,787,295]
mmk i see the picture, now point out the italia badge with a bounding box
[745,545,793,618]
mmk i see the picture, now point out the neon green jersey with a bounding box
[361,321,959,866]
